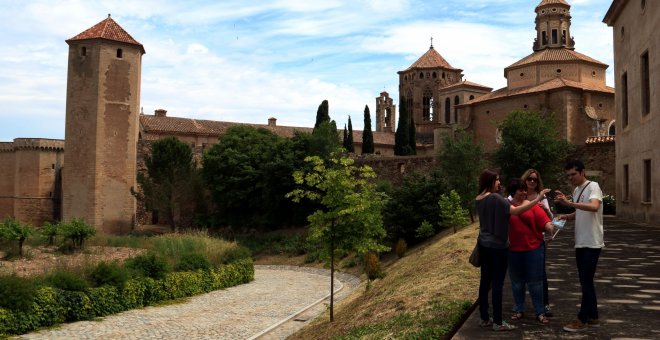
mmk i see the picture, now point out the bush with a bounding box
[60,218,96,249]
[87,261,129,288]
[40,222,60,246]
[44,270,90,292]
[176,253,212,272]
[439,190,470,233]
[0,218,34,257]
[55,290,94,322]
[603,194,616,215]
[415,220,435,239]
[0,275,37,312]
[364,252,384,280]
[395,239,407,258]
[125,253,170,280]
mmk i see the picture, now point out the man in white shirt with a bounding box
[554,160,604,332]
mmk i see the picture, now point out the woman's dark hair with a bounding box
[478,169,499,194]
[506,178,526,197]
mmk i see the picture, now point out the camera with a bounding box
[546,190,558,200]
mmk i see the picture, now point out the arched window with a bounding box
[469,95,475,101]
[81,46,87,57]
[422,89,433,121]
[385,108,391,128]
[420,72,424,79]
[608,121,616,135]
[116,48,123,58]
[432,72,437,79]
[444,98,451,124]
[454,96,460,123]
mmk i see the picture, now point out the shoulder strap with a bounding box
[575,181,592,203]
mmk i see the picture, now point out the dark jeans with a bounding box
[543,241,549,306]
[576,247,601,323]
[509,243,545,316]
[479,244,508,324]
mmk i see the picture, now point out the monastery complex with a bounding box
[0,0,657,232]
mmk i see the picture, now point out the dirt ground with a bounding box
[0,245,145,278]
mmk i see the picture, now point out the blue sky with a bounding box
[0,0,614,141]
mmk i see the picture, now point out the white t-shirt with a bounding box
[573,181,604,248]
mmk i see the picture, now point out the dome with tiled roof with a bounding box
[536,0,570,10]
[404,46,456,71]
[66,14,144,53]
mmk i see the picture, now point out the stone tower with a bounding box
[533,0,575,51]
[62,15,145,233]
[375,91,396,133]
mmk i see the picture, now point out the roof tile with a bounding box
[506,48,607,70]
[404,47,456,71]
[67,15,144,52]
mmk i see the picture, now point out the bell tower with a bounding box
[533,0,575,51]
[375,91,396,133]
[62,15,145,233]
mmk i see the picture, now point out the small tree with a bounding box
[314,99,330,129]
[347,116,355,153]
[493,110,573,184]
[439,190,470,233]
[362,105,374,154]
[342,123,348,151]
[287,154,389,321]
[438,129,485,221]
[395,96,411,155]
[61,218,96,249]
[0,218,33,256]
[41,222,60,246]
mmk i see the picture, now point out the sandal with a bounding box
[537,313,550,325]
[511,312,524,320]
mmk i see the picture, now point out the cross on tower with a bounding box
[430,36,434,48]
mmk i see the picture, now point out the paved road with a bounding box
[18,265,359,340]
[453,217,660,339]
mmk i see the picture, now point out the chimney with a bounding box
[154,109,167,117]
[268,117,277,126]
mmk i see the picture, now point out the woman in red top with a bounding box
[507,178,555,325]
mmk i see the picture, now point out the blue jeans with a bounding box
[509,244,545,316]
[479,245,508,324]
[576,247,601,322]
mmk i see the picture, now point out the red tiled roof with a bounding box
[506,48,607,70]
[441,80,493,91]
[404,47,457,71]
[464,77,614,106]
[586,135,615,144]
[67,15,144,53]
[536,0,570,9]
[139,115,396,145]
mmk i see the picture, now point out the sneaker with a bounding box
[544,304,553,317]
[479,317,493,327]
[493,321,517,331]
[587,318,600,327]
[563,319,587,332]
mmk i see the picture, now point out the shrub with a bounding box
[87,261,129,288]
[44,270,90,292]
[364,252,384,280]
[176,253,212,271]
[218,246,252,265]
[55,290,94,322]
[0,275,37,312]
[40,222,60,246]
[439,190,470,233]
[0,218,33,257]
[125,253,170,280]
[60,218,96,249]
[603,194,616,215]
[395,239,407,258]
[415,220,435,239]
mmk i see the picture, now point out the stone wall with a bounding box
[572,141,616,196]
[354,155,437,186]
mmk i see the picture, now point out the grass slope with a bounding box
[290,224,481,339]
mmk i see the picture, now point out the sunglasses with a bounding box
[526,178,538,183]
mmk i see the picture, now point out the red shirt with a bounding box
[508,204,550,252]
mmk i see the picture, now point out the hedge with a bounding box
[0,258,253,337]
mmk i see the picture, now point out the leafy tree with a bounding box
[439,190,470,233]
[203,126,305,228]
[438,129,485,221]
[381,171,448,243]
[60,218,96,249]
[408,115,417,155]
[134,136,198,231]
[314,99,330,129]
[347,116,354,153]
[395,96,412,155]
[362,105,374,154]
[287,154,389,321]
[310,120,341,160]
[493,110,573,185]
[0,218,33,256]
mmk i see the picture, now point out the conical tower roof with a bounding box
[404,46,456,71]
[66,14,145,53]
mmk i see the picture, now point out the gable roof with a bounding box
[463,77,614,106]
[67,15,145,53]
[403,47,457,71]
[505,48,608,72]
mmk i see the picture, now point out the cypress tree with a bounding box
[362,105,374,154]
[314,100,330,129]
[408,115,417,155]
[347,116,355,153]
[394,96,411,155]
[343,123,348,150]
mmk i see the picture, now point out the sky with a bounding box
[0,0,615,141]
